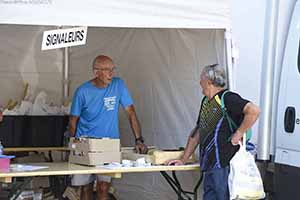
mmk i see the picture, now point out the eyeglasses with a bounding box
[208,64,218,69]
[93,66,117,73]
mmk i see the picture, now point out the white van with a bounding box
[273,1,300,199]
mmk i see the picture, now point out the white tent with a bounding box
[0,1,232,199]
[1,0,230,28]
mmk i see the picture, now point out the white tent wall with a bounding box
[69,27,225,200]
[0,25,63,105]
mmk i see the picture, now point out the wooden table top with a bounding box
[0,162,200,183]
[3,147,70,153]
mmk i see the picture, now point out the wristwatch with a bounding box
[135,136,144,144]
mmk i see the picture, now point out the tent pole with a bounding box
[225,29,235,90]
[63,47,69,103]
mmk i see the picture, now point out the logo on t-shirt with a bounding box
[104,96,116,111]
[212,107,218,114]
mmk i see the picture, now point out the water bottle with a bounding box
[0,107,3,122]
[0,141,3,155]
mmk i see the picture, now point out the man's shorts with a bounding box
[71,174,112,186]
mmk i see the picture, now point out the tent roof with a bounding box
[0,0,230,29]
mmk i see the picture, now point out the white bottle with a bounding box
[0,141,3,155]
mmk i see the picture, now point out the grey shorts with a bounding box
[71,174,112,186]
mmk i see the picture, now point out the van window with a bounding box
[298,39,300,73]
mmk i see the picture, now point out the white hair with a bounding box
[202,64,227,87]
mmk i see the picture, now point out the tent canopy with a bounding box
[0,0,230,29]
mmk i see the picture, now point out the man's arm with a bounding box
[231,102,260,145]
[69,116,79,137]
[125,105,148,154]
[168,127,200,165]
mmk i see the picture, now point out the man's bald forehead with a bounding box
[93,55,113,67]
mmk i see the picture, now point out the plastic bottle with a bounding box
[0,141,3,155]
[0,107,3,122]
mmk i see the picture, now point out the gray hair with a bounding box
[202,64,227,87]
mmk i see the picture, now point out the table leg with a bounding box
[193,172,203,200]
[9,177,32,200]
[160,171,202,200]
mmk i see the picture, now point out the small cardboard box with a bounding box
[69,137,120,152]
[151,149,196,164]
[69,137,121,166]
[69,151,121,166]
[121,147,155,163]
[122,147,196,165]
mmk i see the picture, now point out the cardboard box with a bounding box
[69,137,120,152]
[151,149,196,164]
[69,151,121,166]
[121,147,196,165]
[62,186,80,200]
[121,147,155,163]
[68,138,121,166]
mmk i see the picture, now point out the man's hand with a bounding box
[231,102,260,146]
[69,116,79,137]
[135,142,148,154]
[167,159,185,166]
[231,130,243,145]
[68,131,75,137]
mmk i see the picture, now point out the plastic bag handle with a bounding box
[238,134,246,150]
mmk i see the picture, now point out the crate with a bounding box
[68,138,121,166]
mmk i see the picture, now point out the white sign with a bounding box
[41,27,87,50]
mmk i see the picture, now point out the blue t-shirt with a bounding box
[70,77,133,138]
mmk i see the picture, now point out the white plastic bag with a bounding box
[228,142,265,200]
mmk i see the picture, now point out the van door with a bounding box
[275,0,300,167]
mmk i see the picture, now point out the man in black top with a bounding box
[168,64,260,200]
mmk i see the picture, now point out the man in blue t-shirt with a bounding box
[69,55,147,200]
